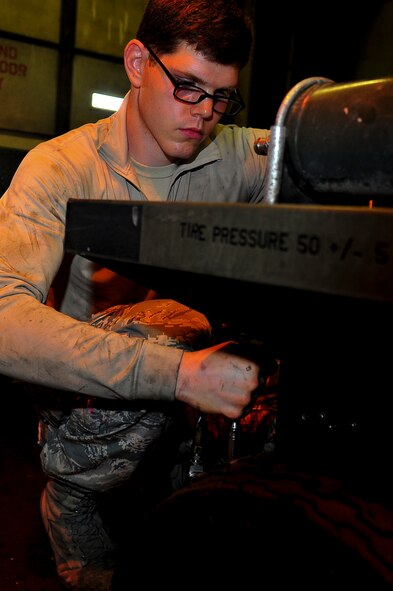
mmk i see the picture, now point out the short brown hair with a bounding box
[137,0,253,69]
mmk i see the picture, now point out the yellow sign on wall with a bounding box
[0,39,57,135]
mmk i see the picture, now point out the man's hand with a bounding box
[175,341,261,419]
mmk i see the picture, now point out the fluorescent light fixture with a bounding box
[91,92,123,112]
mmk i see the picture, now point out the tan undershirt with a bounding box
[131,158,178,201]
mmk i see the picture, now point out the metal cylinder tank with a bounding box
[280,77,393,205]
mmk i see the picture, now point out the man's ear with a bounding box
[124,39,147,87]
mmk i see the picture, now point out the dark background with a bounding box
[248,1,388,128]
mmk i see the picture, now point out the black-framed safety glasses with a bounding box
[144,44,245,116]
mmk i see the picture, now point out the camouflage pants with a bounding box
[38,299,213,590]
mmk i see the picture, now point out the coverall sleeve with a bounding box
[0,149,182,401]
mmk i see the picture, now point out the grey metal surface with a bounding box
[65,200,393,303]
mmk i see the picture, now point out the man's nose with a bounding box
[191,96,215,118]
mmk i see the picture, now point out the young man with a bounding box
[0,0,270,589]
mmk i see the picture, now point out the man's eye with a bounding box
[217,90,234,99]
[175,78,196,88]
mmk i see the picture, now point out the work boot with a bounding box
[41,479,116,590]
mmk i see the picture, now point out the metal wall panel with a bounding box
[75,0,148,57]
[70,54,129,127]
[0,0,61,42]
[0,38,57,135]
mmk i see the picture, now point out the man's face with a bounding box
[130,42,241,166]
